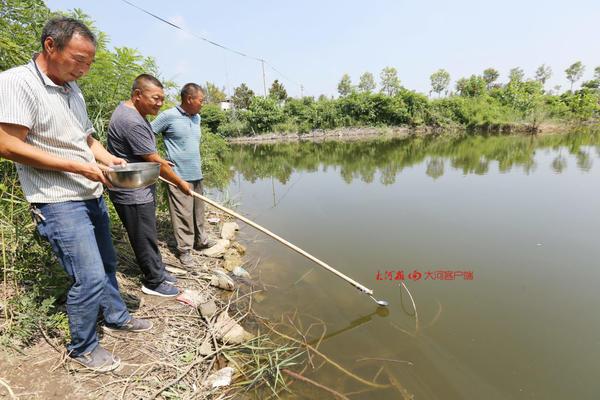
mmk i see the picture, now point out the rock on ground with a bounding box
[221,222,240,240]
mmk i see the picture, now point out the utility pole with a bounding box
[261,59,267,97]
[205,81,211,103]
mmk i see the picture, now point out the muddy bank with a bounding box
[226,122,586,144]
[0,205,262,399]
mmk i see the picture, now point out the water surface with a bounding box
[219,131,600,399]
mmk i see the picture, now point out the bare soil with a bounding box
[0,206,257,400]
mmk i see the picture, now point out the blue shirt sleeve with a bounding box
[150,111,169,135]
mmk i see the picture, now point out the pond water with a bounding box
[220,131,600,399]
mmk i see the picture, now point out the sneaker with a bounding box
[104,317,153,333]
[179,251,194,266]
[71,345,120,372]
[195,239,217,250]
[141,281,179,297]
[163,271,177,285]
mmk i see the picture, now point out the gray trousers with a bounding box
[167,179,209,254]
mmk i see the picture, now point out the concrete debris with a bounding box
[204,367,235,388]
[210,269,235,291]
[201,239,230,258]
[213,311,253,344]
[220,222,240,240]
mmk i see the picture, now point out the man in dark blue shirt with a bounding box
[108,74,191,297]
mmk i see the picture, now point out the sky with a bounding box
[45,0,600,98]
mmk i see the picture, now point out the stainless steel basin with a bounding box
[105,162,160,189]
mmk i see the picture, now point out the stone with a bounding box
[204,367,235,388]
[201,239,230,258]
[232,266,250,279]
[253,291,266,303]
[210,269,235,291]
[199,299,218,318]
[199,338,213,355]
[223,248,243,272]
[231,241,246,255]
[176,288,205,308]
[165,265,188,275]
[221,222,240,240]
[213,311,253,344]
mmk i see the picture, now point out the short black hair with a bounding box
[41,17,96,51]
[180,83,204,100]
[131,74,164,96]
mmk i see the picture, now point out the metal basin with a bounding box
[105,162,160,189]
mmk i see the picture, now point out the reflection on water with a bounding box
[225,130,600,187]
[220,129,600,399]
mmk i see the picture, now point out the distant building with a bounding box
[220,99,232,111]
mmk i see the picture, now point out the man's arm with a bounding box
[140,152,192,195]
[0,122,110,185]
[87,135,126,167]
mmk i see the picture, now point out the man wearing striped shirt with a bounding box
[151,83,216,266]
[0,18,151,372]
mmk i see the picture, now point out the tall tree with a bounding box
[508,67,525,83]
[358,72,376,93]
[268,79,287,101]
[483,68,499,89]
[565,61,585,91]
[534,64,552,85]
[337,73,353,97]
[380,67,401,96]
[0,0,52,71]
[594,66,600,81]
[430,69,450,97]
[455,75,487,97]
[232,83,254,109]
[204,82,227,104]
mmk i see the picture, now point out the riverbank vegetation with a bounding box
[208,66,599,138]
[0,0,230,348]
[209,71,600,137]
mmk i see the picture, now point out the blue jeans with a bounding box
[34,197,130,356]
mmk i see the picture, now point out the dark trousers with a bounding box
[113,201,165,288]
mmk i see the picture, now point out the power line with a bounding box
[119,0,302,94]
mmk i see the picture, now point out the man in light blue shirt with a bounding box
[152,83,215,265]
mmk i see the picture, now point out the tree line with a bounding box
[201,63,599,137]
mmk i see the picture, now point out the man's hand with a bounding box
[108,156,127,167]
[177,180,192,196]
[75,162,113,187]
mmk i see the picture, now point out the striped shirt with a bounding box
[151,106,202,181]
[0,56,102,203]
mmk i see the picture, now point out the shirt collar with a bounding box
[176,105,196,117]
[28,54,73,94]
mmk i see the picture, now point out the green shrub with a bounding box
[201,104,228,134]
[243,97,285,133]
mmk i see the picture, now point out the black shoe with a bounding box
[141,282,179,297]
[179,251,194,266]
[71,345,120,372]
[163,271,177,285]
[104,317,153,333]
[195,239,217,250]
